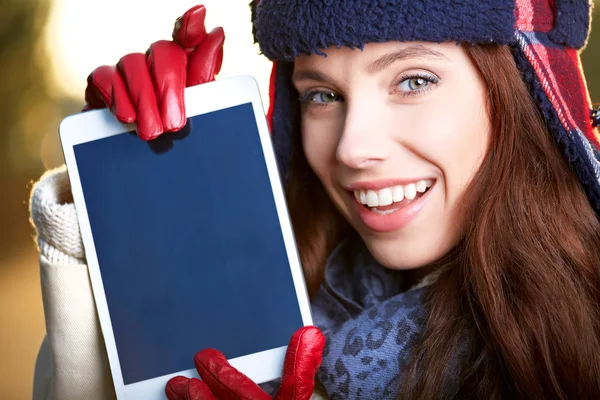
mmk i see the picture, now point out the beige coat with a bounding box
[29,166,327,400]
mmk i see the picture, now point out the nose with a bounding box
[336,101,391,169]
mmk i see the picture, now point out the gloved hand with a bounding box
[165,326,326,400]
[84,5,225,141]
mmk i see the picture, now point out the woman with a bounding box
[30,1,600,399]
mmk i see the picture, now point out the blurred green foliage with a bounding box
[1,0,51,259]
[0,0,80,260]
[0,0,48,173]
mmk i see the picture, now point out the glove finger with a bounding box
[194,348,271,400]
[84,65,136,123]
[166,376,218,400]
[187,378,219,400]
[117,52,163,141]
[146,40,188,132]
[166,376,191,400]
[275,326,326,400]
[172,5,208,49]
[187,27,225,87]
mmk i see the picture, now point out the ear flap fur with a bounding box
[548,0,593,48]
[250,0,260,43]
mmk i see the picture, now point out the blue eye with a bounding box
[396,74,439,95]
[400,77,429,91]
[299,90,341,104]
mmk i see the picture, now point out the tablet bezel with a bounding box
[59,76,313,399]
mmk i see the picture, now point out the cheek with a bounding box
[301,117,341,179]
[445,101,490,185]
[415,91,490,188]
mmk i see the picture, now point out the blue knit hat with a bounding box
[250,0,600,215]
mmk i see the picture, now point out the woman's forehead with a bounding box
[293,42,460,71]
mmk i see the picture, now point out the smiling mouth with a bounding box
[353,179,434,215]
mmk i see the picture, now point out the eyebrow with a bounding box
[367,45,449,75]
[292,45,449,84]
[292,70,333,84]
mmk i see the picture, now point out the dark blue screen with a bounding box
[74,103,304,385]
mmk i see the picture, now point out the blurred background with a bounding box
[0,0,598,398]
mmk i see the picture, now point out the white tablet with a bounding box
[59,76,313,399]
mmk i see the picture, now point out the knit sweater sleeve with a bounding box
[29,166,116,400]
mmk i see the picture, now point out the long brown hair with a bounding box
[285,109,349,296]
[399,44,600,399]
[286,44,600,398]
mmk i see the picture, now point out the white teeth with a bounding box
[392,186,404,202]
[360,190,367,204]
[378,188,393,206]
[404,183,417,200]
[366,190,379,207]
[353,179,434,206]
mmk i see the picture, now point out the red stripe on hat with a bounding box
[564,48,600,144]
[266,61,278,134]
[515,0,554,32]
[518,34,599,147]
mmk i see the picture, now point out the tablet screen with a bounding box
[74,103,304,385]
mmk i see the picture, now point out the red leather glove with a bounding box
[84,5,225,141]
[165,326,326,400]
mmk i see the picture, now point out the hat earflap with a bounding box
[548,0,593,49]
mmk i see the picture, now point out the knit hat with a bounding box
[250,0,600,215]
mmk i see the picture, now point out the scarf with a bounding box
[311,236,432,399]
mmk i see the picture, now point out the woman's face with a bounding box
[293,42,491,270]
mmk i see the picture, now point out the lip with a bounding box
[344,177,436,191]
[350,181,436,233]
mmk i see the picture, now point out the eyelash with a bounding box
[393,72,440,97]
[298,72,440,108]
[298,90,341,108]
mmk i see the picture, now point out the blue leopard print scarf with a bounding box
[310,236,433,399]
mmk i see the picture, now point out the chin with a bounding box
[361,235,456,271]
